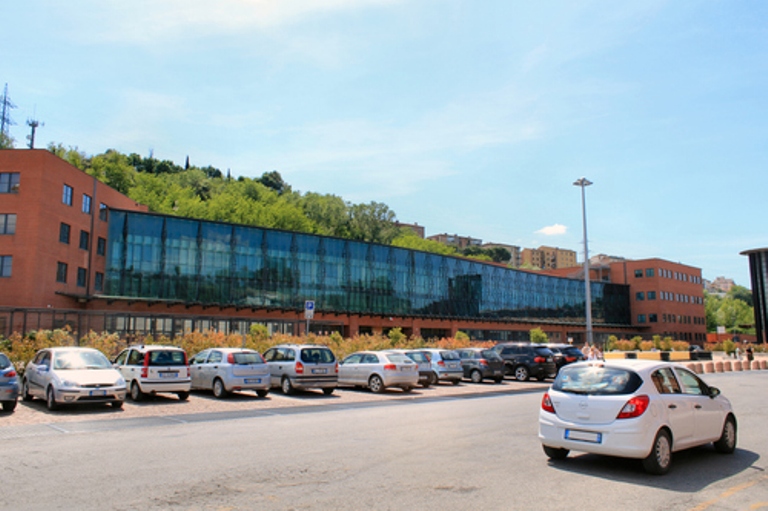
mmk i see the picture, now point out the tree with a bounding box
[348,201,398,244]
[728,284,753,307]
[0,132,14,149]
[391,230,457,255]
[530,327,548,344]
[258,171,291,195]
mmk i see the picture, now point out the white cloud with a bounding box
[536,224,567,236]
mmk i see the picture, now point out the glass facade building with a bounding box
[105,210,631,326]
[742,248,768,344]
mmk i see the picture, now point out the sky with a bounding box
[2,1,767,287]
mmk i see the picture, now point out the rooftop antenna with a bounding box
[0,83,16,137]
[26,112,43,149]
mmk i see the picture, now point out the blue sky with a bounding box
[2,1,767,287]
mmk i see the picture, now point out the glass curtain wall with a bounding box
[106,211,630,325]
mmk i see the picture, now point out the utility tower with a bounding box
[0,83,16,138]
[26,117,43,149]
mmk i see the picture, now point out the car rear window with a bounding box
[533,347,554,357]
[481,350,502,360]
[441,351,460,361]
[0,353,10,369]
[560,347,583,357]
[405,352,429,363]
[300,348,335,364]
[385,353,413,364]
[231,352,264,365]
[148,350,187,366]
[553,365,643,395]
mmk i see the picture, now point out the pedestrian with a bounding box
[735,346,741,360]
[746,345,754,363]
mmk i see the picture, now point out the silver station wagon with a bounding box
[262,344,338,395]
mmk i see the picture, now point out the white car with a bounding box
[22,347,127,410]
[538,359,736,475]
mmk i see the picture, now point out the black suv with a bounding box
[545,343,586,372]
[492,343,557,381]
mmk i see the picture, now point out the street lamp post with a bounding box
[574,178,594,346]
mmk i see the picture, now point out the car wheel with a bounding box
[281,377,294,395]
[494,377,503,384]
[46,386,58,411]
[111,400,124,409]
[2,400,17,412]
[536,375,547,382]
[543,445,569,460]
[256,389,269,398]
[212,378,228,399]
[514,366,530,381]
[470,370,483,384]
[714,416,737,454]
[322,387,334,396]
[21,378,33,402]
[643,429,672,475]
[431,372,439,385]
[452,379,461,386]
[421,380,431,388]
[130,381,144,402]
[369,375,385,393]
[402,386,412,393]
[176,391,190,401]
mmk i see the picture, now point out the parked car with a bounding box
[22,347,126,410]
[385,349,435,387]
[421,348,463,385]
[113,345,191,402]
[189,348,270,398]
[493,342,557,381]
[262,344,338,395]
[545,343,586,372]
[338,351,419,393]
[0,352,19,412]
[456,348,505,383]
[539,359,737,475]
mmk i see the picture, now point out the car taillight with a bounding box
[534,356,545,363]
[335,362,339,373]
[141,352,150,378]
[479,359,488,367]
[227,353,235,364]
[616,395,650,419]
[5,370,16,378]
[383,364,397,371]
[438,360,446,367]
[541,392,555,414]
[295,361,304,374]
[565,356,576,363]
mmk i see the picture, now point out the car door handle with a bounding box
[668,404,677,409]
[695,405,702,409]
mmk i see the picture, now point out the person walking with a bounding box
[746,345,754,363]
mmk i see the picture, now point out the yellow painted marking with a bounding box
[690,475,768,511]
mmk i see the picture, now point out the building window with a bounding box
[59,223,71,244]
[635,292,644,301]
[638,314,646,323]
[0,213,16,234]
[97,237,106,256]
[82,194,92,214]
[56,262,68,283]
[0,172,20,193]
[647,291,656,300]
[77,267,87,287]
[79,230,90,250]
[99,203,108,221]
[649,313,658,323]
[634,269,643,278]
[645,268,654,277]
[62,184,73,205]
[0,255,11,277]
[94,272,104,291]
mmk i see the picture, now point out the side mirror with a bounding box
[709,386,721,398]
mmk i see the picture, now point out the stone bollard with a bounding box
[723,361,732,372]
[715,361,724,373]
[743,360,751,371]
[733,361,743,371]
[752,360,761,371]
[685,362,697,372]
[762,360,768,370]
[694,363,703,374]
[704,362,715,373]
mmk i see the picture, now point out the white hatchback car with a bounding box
[538,359,736,475]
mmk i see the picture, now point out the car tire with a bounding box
[431,372,439,385]
[369,375,385,393]
[177,391,190,401]
[322,387,334,396]
[212,378,228,399]
[21,378,33,402]
[643,429,672,475]
[2,400,17,412]
[452,379,461,386]
[130,381,144,402]
[46,386,58,411]
[256,389,269,398]
[281,377,294,395]
[714,416,737,454]
[543,445,569,460]
[402,386,412,393]
[111,400,124,409]
[536,375,547,382]
[470,370,483,384]
[494,377,503,384]
[514,366,530,381]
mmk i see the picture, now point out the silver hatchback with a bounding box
[338,351,419,393]
[262,344,338,395]
[421,348,463,385]
[189,348,270,398]
[0,352,19,412]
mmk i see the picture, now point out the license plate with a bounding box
[401,367,412,371]
[448,363,458,369]
[493,370,502,374]
[90,389,107,397]
[312,368,327,374]
[565,429,602,443]
[244,378,261,384]
[159,372,178,378]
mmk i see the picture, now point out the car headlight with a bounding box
[115,376,126,387]
[59,380,80,389]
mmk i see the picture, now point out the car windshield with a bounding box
[300,348,335,364]
[53,350,111,370]
[231,352,264,365]
[441,351,460,361]
[148,350,186,366]
[553,365,643,395]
